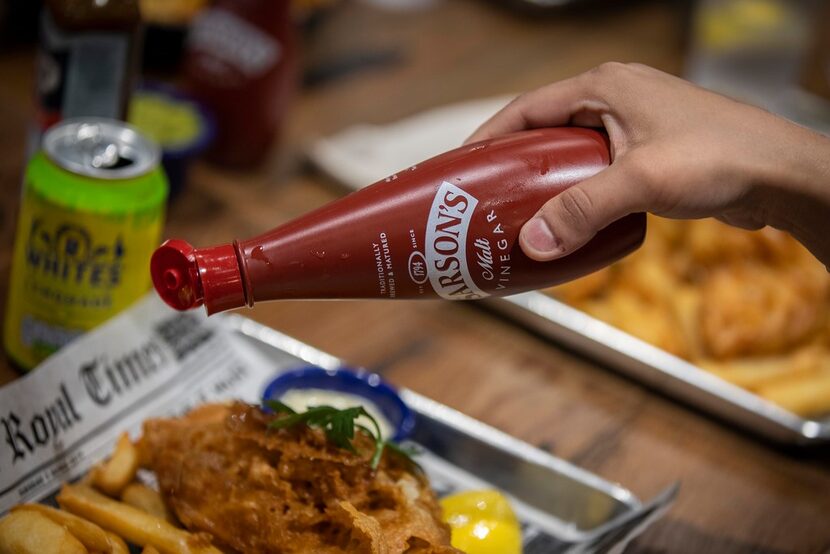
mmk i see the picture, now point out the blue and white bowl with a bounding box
[262,366,416,442]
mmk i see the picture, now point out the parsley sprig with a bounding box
[263,400,416,470]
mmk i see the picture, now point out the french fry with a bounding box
[617,254,677,305]
[92,433,139,496]
[699,347,823,391]
[605,289,688,357]
[12,504,113,553]
[0,510,87,554]
[121,483,175,523]
[142,547,162,554]
[106,533,129,554]
[757,372,830,417]
[549,266,611,304]
[58,483,221,554]
[78,470,96,486]
[670,286,704,360]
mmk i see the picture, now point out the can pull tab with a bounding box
[76,122,135,170]
[90,143,119,169]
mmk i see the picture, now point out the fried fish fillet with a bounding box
[138,403,460,554]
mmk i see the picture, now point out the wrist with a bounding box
[751,123,830,266]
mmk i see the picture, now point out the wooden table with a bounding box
[2,1,829,552]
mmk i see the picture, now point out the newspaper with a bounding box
[0,294,278,513]
[0,293,670,552]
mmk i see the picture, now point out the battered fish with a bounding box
[138,403,460,554]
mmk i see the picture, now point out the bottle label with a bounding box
[424,182,489,300]
[62,33,128,120]
[36,12,129,128]
[188,9,281,84]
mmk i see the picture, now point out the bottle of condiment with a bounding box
[151,128,646,314]
[183,0,297,167]
[35,0,142,131]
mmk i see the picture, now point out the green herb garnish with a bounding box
[263,399,417,470]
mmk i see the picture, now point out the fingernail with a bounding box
[524,217,562,254]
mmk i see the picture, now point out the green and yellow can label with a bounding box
[4,151,167,370]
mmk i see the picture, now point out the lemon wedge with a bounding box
[441,490,522,554]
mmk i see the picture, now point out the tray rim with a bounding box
[487,292,830,446]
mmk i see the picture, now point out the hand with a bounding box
[467,63,830,268]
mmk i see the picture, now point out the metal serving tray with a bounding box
[227,315,677,553]
[487,292,830,446]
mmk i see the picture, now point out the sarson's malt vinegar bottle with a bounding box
[151,128,646,314]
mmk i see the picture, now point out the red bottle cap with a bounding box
[150,239,247,314]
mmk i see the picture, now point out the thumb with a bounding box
[519,163,646,261]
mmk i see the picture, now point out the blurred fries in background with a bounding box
[550,216,830,417]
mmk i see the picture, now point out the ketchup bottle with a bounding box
[184,0,296,167]
[151,128,646,314]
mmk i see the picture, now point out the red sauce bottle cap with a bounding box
[150,239,247,314]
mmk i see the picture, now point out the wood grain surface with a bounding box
[1,2,828,552]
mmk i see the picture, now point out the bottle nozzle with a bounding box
[150,239,246,314]
[151,239,204,311]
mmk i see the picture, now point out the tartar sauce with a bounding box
[279,389,394,439]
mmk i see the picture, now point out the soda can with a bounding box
[4,118,168,370]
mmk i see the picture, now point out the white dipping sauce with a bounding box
[279,389,394,440]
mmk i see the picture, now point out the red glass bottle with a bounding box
[184,0,296,167]
[151,128,646,314]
